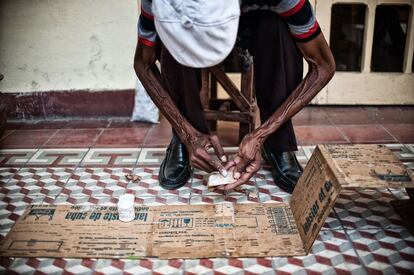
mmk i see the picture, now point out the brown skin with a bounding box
[134,32,335,189]
[222,33,335,190]
[133,43,227,174]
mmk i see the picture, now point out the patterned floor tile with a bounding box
[272,230,365,274]
[61,167,134,197]
[334,188,405,230]
[126,167,192,198]
[1,167,73,197]
[137,148,167,166]
[0,149,38,167]
[348,227,414,274]
[25,148,88,167]
[137,147,240,167]
[80,148,140,167]
[94,259,184,275]
[0,167,19,185]
[185,258,274,275]
[255,168,291,203]
[1,258,96,275]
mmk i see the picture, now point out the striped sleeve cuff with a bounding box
[281,0,321,42]
[137,0,157,46]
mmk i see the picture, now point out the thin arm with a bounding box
[253,33,336,144]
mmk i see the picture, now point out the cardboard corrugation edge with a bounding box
[289,145,342,254]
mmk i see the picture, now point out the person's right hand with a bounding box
[184,131,228,175]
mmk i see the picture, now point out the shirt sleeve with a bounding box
[138,0,157,46]
[276,0,321,42]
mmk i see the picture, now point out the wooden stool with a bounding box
[200,50,259,142]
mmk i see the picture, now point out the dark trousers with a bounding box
[160,11,303,152]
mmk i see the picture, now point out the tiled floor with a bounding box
[1,106,414,274]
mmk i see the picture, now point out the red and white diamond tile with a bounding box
[0,167,19,185]
[348,228,414,274]
[2,167,73,196]
[2,258,97,275]
[185,258,274,275]
[126,167,192,198]
[61,167,133,197]
[94,259,184,275]
[273,230,365,274]
[80,148,140,167]
[0,149,38,167]
[334,188,405,230]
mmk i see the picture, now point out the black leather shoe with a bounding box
[159,140,191,190]
[262,148,303,194]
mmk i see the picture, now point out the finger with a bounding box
[199,149,227,176]
[209,135,227,162]
[223,171,255,190]
[224,160,236,170]
[233,156,248,180]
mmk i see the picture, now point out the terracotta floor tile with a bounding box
[369,107,414,124]
[0,129,57,148]
[294,125,348,145]
[382,124,414,143]
[45,129,102,147]
[292,107,332,125]
[322,107,376,125]
[94,128,148,147]
[62,120,110,129]
[4,122,23,130]
[0,130,15,141]
[338,124,396,143]
[143,117,172,147]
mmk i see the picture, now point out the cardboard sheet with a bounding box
[0,203,304,259]
[1,144,413,259]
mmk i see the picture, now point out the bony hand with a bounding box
[222,133,262,190]
[184,132,228,175]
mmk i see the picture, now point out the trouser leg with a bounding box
[160,46,210,140]
[246,11,303,152]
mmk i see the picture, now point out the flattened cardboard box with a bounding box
[1,145,413,259]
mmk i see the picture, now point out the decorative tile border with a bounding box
[80,148,140,167]
[26,148,88,167]
[0,149,38,166]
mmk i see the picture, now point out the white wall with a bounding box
[0,0,138,93]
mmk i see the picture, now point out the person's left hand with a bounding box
[221,133,262,190]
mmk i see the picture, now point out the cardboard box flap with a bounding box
[290,144,414,252]
[320,144,414,188]
[290,146,341,253]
